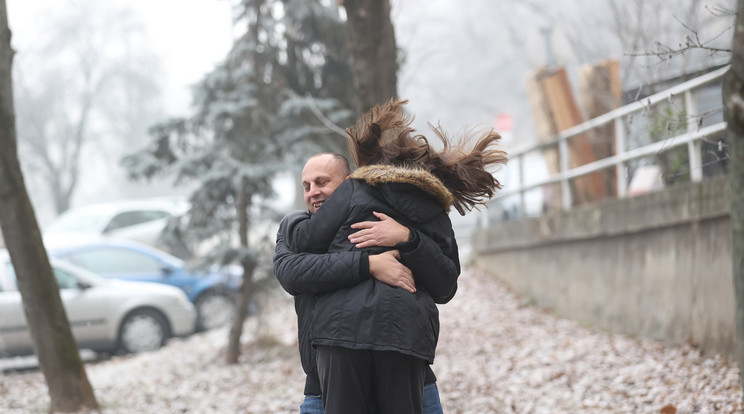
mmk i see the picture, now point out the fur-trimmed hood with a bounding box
[350,164,453,211]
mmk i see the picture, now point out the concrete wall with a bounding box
[471,176,736,361]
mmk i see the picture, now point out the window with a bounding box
[53,268,79,289]
[46,210,111,232]
[62,248,162,274]
[104,210,170,232]
[2,261,79,291]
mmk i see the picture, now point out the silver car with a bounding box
[0,250,196,356]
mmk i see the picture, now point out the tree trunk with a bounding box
[226,184,255,364]
[226,256,256,364]
[0,2,98,412]
[341,0,398,112]
[724,0,744,405]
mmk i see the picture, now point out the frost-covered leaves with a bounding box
[434,269,742,414]
[2,267,740,413]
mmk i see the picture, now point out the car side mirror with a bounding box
[76,281,92,290]
[162,265,174,276]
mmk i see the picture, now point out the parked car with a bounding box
[0,250,196,356]
[46,238,243,331]
[43,197,190,257]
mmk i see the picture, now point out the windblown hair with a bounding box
[346,99,508,215]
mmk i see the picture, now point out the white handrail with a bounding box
[490,65,729,218]
[506,65,730,159]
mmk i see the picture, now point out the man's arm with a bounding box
[274,211,367,295]
[349,211,460,303]
[368,250,416,293]
[274,212,417,295]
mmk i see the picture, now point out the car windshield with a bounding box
[46,210,112,233]
[1,258,97,290]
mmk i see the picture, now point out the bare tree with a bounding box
[625,4,734,61]
[0,1,98,411]
[542,0,733,88]
[13,0,162,215]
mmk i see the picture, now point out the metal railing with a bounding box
[486,65,729,224]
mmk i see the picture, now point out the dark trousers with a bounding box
[316,345,426,414]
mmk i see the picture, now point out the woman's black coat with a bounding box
[285,165,460,363]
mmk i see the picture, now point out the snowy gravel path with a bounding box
[1,267,741,413]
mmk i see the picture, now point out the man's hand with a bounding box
[368,250,416,293]
[349,211,410,248]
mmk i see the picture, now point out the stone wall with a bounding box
[472,176,736,360]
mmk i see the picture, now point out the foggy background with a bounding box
[5,0,734,225]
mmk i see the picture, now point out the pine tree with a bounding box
[122,0,356,363]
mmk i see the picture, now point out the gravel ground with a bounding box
[0,267,741,413]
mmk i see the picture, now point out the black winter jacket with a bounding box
[274,209,455,394]
[274,213,368,394]
[285,165,460,364]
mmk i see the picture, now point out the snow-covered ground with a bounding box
[1,267,741,413]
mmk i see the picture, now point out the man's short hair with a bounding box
[311,153,351,176]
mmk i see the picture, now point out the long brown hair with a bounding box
[346,99,508,215]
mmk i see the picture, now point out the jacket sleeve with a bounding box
[396,214,460,304]
[285,180,354,253]
[274,211,370,296]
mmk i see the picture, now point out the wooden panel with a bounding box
[526,66,607,207]
[578,60,622,198]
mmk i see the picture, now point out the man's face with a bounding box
[301,154,347,214]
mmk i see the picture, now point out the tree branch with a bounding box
[626,9,734,62]
[304,94,348,137]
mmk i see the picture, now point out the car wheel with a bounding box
[118,309,168,354]
[195,291,236,331]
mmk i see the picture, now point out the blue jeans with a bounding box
[300,383,444,414]
[422,383,444,414]
[299,395,324,414]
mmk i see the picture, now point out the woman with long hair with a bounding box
[285,99,507,413]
